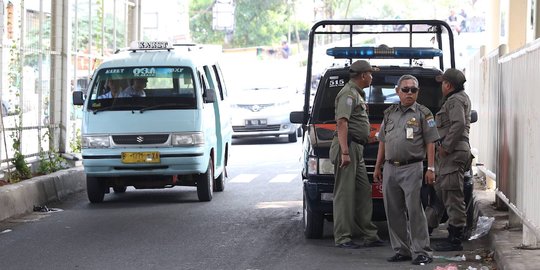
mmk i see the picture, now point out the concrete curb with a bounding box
[473,190,540,270]
[0,166,85,222]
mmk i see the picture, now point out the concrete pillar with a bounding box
[50,0,71,153]
[127,0,141,43]
[486,0,501,52]
[525,0,538,42]
[508,0,528,52]
[534,0,540,39]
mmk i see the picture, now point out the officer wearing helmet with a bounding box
[425,68,472,251]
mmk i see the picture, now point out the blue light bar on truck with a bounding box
[326,46,443,59]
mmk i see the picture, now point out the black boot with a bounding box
[434,225,464,251]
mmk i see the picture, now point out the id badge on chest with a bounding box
[406,127,414,139]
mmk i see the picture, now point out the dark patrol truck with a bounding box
[290,20,476,238]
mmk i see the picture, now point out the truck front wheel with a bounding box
[303,193,324,239]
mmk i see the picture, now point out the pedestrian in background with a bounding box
[329,60,384,249]
[425,68,472,251]
[281,40,290,59]
[373,74,438,265]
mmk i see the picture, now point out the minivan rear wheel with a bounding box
[214,170,225,192]
[113,186,127,193]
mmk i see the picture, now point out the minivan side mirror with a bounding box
[73,91,85,105]
[470,109,478,124]
[203,88,216,103]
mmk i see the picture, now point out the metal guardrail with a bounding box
[476,165,540,245]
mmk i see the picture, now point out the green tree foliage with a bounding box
[190,0,294,47]
[74,0,127,54]
[231,0,288,47]
[189,0,225,45]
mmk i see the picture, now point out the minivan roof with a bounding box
[97,44,222,69]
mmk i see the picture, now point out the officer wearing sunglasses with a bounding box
[373,74,439,265]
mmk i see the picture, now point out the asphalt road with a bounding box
[0,136,495,270]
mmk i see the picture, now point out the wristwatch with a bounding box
[427,166,435,173]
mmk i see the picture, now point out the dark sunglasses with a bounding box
[400,87,419,93]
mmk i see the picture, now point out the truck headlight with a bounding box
[308,157,334,175]
[171,132,204,146]
[82,136,110,148]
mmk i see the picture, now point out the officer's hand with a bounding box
[339,154,351,168]
[373,167,382,182]
[425,170,435,185]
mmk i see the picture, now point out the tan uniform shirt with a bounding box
[436,91,471,153]
[334,80,370,144]
[378,102,439,161]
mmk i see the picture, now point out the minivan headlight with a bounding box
[82,136,110,148]
[171,132,204,146]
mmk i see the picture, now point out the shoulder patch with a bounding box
[384,104,398,115]
[346,96,354,106]
[418,104,434,117]
[427,118,436,127]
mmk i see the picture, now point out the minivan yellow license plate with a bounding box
[121,152,160,163]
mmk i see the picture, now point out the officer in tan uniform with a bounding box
[425,68,472,251]
[373,74,439,265]
[329,60,383,249]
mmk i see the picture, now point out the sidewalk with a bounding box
[1,167,538,270]
[0,166,85,222]
[472,189,540,270]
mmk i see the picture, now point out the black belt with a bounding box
[386,159,423,166]
[334,133,368,146]
[351,137,367,146]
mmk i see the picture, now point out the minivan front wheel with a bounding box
[196,159,214,201]
[87,176,106,203]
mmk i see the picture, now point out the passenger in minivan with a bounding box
[98,79,124,99]
[118,78,147,97]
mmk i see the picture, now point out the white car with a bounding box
[230,81,302,142]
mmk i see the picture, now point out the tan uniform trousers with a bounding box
[426,150,469,228]
[331,141,379,245]
[383,161,432,257]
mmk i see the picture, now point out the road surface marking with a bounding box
[269,174,297,183]
[229,174,258,183]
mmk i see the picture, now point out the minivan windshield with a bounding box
[86,66,197,111]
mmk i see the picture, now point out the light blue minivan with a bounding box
[73,42,232,203]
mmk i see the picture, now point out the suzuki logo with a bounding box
[251,105,261,112]
[136,136,144,143]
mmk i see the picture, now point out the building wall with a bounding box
[0,0,137,176]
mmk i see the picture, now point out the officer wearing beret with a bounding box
[329,60,383,249]
[373,74,438,265]
[425,68,472,251]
